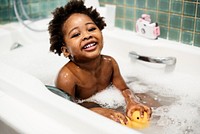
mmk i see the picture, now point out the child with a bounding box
[48,0,151,124]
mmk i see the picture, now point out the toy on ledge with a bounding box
[120,111,149,129]
[136,14,160,40]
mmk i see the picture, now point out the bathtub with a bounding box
[0,18,200,134]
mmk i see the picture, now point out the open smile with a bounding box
[82,42,97,51]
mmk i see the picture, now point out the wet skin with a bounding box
[56,13,152,124]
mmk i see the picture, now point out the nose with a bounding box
[82,32,92,41]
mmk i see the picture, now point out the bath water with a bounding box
[83,75,200,134]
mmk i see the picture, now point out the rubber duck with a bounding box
[120,111,149,129]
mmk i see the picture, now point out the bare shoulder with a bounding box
[102,55,119,66]
[57,62,76,78]
[102,55,117,63]
[56,62,77,95]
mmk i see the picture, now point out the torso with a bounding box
[62,55,113,99]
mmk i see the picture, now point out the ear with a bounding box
[61,46,70,58]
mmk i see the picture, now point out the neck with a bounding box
[74,55,102,71]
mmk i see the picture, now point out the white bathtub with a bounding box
[0,19,200,134]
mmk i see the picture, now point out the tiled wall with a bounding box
[0,0,67,23]
[99,0,200,47]
[0,0,200,47]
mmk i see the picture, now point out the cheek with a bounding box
[96,32,103,42]
[64,39,75,49]
[67,42,80,55]
[100,32,104,41]
[67,45,76,55]
[99,34,104,46]
[65,36,80,46]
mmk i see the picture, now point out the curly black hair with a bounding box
[48,0,106,55]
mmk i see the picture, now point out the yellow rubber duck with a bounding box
[120,111,149,129]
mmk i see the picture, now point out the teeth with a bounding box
[83,43,95,49]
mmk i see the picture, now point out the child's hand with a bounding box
[90,107,127,124]
[122,89,152,121]
[126,101,152,121]
[109,111,128,124]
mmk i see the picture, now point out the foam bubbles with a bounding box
[83,85,126,109]
[153,100,200,134]
[127,77,200,134]
[86,76,200,134]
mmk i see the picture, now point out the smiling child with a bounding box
[48,0,151,124]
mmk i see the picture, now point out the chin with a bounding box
[87,52,101,60]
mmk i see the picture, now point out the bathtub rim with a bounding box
[0,62,141,134]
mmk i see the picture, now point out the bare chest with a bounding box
[75,67,113,99]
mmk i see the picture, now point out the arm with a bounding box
[90,107,127,124]
[122,89,152,120]
[55,65,76,99]
[110,57,152,120]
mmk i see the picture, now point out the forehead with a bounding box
[63,13,94,29]
[62,13,95,35]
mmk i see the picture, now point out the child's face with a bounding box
[62,13,103,62]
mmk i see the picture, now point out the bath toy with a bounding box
[120,111,149,129]
[136,14,160,39]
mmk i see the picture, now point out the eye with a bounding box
[71,33,80,38]
[88,27,96,32]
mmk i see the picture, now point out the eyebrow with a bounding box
[68,22,96,35]
[68,27,78,36]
